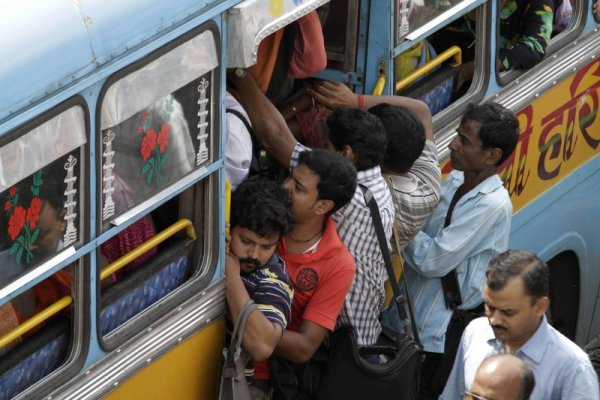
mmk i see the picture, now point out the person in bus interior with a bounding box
[442,250,599,400]
[442,0,555,93]
[231,69,394,350]
[225,176,294,399]
[401,102,520,399]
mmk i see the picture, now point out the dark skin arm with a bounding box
[273,320,329,363]
[230,71,298,168]
[309,80,434,142]
[225,253,284,361]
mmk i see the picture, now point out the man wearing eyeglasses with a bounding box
[463,354,535,400]
[442,250,599,400]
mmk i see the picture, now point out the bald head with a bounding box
[469,354,535,400]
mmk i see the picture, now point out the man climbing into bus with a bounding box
[400,102,520,399]
[309,80,441,250]
[231,68,394,350]
[225,176,295,398]
[441,250,599,399]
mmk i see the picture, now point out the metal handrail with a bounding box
[100,218,196,280]
[0,296,72,349]
[395,45,462,92]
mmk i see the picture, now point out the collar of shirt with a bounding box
[446,170,504,199]
[485,315,550,364]
[356,165,383,184]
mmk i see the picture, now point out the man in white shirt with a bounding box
[225,91,253,191]
[442,249,599,400]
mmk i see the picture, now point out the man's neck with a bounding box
[285,218,326,254]
[503,316,544,354]
[461,167,497,193]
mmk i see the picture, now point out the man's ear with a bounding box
[486,147,503,165]
[314,199,334,216]
[534,296,550,316]
[340,145,355,164]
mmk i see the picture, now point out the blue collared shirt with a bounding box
[441,316,600,400]
[402,171,512,353]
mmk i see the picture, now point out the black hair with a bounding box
[326,108,387,171]
[230,176,294,237]
[486,249,550,301]
[369,103,426,173]
[297,149,357,216]
[519,362,536,400]
[462,102,520,165]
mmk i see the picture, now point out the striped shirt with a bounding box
[241,253,293,328]
[384,140,441,252]
[291,143,394,345]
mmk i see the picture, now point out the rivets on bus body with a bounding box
[553,54,558,59]
[177,307,182,312]
[178,337,183,342]
[85,370,91,375]
[116,348,122,353]
[146,358,152,363]
[114,381,119,387]
[553,81,557,85]
[59,81,63,86]
[147,327,152,332]
[535,93,539,97]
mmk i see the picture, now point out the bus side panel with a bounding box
[104,318,225,400]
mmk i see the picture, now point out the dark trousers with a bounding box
[417,352,446,400]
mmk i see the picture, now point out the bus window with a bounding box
[0,105,85,287]
[395,0,468,43]
[99,29,218,230]
[97,27,219,340]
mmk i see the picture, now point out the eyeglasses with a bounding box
[463,391,493,400]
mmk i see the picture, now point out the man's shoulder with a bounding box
[545,324,594,365]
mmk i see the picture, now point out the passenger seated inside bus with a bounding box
[224,176,294,397]
[431,0,554,94]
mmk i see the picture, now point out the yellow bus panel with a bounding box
[105,318,225,400]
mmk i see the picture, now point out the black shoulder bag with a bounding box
[312,185,422,400]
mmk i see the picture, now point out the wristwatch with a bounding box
[234,68,247,79]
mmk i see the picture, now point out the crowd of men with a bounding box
[222,62,599,400]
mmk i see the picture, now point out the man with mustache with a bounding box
[442,250,599,399]
[225,176,295,390]
[401,102,520,399]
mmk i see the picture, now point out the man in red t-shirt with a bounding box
[251,149,357,397]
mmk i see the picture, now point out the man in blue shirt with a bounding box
[442,250,599,399]
[402,102,520,399]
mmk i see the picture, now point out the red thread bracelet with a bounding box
[357,94,365,109]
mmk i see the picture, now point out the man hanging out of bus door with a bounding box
[231,68,394,350]
[225,176,295,398]
[401,102,520,399]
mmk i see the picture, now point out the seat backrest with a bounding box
[100,239,192,335]
[0,317,70,400]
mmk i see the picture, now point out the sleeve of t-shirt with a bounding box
[301,255,356,331]
[252,272,294,329]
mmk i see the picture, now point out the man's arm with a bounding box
[274,320,329,363]
[230,72,298,167]
[225,254,284,361]
[309,80,434,141]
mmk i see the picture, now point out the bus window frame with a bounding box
[495,0,588,88]
[0,95,89,302]
[0,96,90,400]
[94,21,222,350]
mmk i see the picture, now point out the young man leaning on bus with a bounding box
[253,149,357,398]
[225,176,294,397]
[231,68,395,350]
[402,102,520,399]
